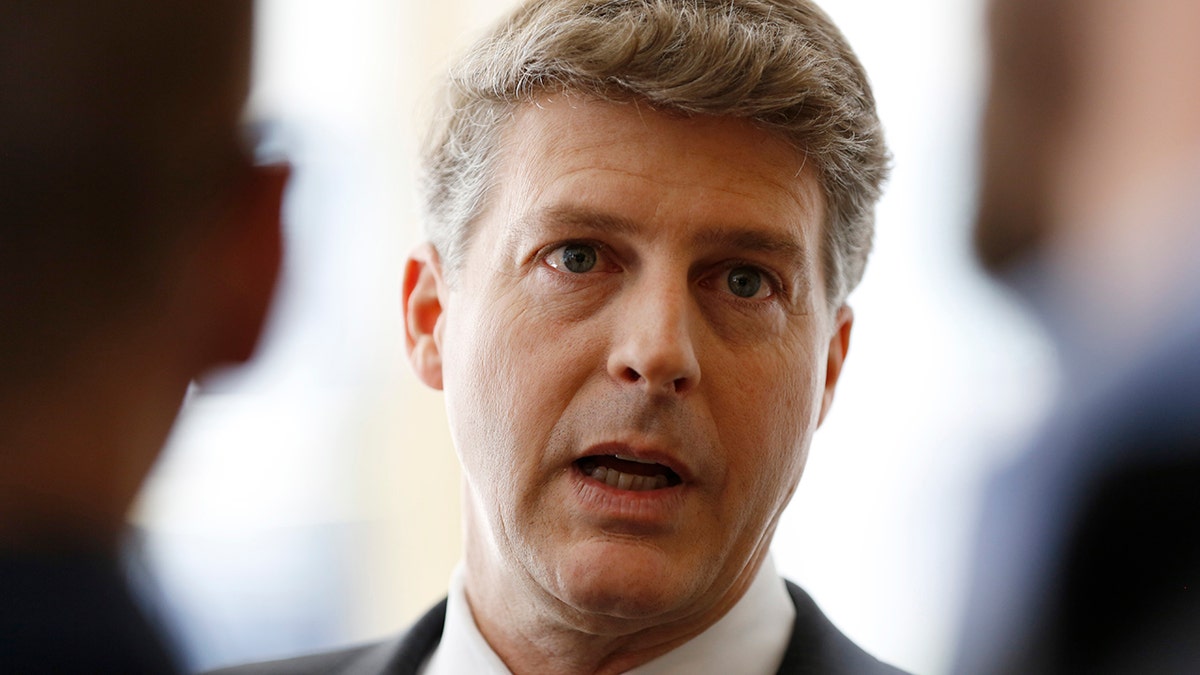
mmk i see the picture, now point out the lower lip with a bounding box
[568,464,689,530]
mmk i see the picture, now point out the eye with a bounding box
[724,265,771,299]
[546,243,599,274]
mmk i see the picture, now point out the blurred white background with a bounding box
[132,1,1056,673]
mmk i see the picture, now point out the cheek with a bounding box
[714,336,825,511]
[441,290,591,495]
[441,298,519,480]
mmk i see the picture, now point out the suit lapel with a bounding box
[374,598,447,675]
[776,581,905,674]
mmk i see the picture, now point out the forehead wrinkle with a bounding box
[712,177,818,222]
[531,164,818,232]
[555,148,815,219]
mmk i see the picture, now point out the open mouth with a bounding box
[575,454,683,492]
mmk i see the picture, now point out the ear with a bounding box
[206,162,289,366]
[816,304,853,427]
[403,242,447,391]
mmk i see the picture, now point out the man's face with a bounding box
[410,96,851,628]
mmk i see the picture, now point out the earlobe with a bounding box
[816,305,853,427]
[403,243,447,391]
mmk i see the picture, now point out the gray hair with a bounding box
[421,0,889,305]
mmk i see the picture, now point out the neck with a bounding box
[0,347,189,554]
[1019,167,1200,382]
[460,513,768,675]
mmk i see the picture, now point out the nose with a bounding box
[606,280,701,396]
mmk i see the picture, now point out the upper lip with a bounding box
[576,441,695,483]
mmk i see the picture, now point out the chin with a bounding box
[549,538,709,623]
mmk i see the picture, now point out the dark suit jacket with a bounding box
[1031,340,1200,674]
[213,580,906,674]
[0,551,180,674]
[956,304,1200,674]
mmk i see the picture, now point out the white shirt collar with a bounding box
[421,555,795,675]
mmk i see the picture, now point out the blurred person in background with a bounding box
[956,0,1200,672]
[215,0,904,674]
[0,0,287,671]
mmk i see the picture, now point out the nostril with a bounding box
[623,366,641,383]
[670,375,693,395]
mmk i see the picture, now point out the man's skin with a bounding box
[404,95,852,675]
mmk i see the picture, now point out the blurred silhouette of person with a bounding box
[956,0,1200,672]
[0,1,287,671]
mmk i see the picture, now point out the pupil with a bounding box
[563,245,597,273]
[728,267,762,298]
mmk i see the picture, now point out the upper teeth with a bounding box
[614,454,658,465]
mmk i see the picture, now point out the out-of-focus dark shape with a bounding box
[958,0,1200,673]
[0,1,286,671]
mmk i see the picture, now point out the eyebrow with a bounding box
[524,204,643,237]
[693,228,808,266]
[521,204,812,271]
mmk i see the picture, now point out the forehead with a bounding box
[484,96,825,245]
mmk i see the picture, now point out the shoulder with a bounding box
[207,598,447,675]
[0,552,180,674]
[206,641,394,675]
[780,580,909,675]
[958,313,1200,673]
[1037,334,1200,672]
